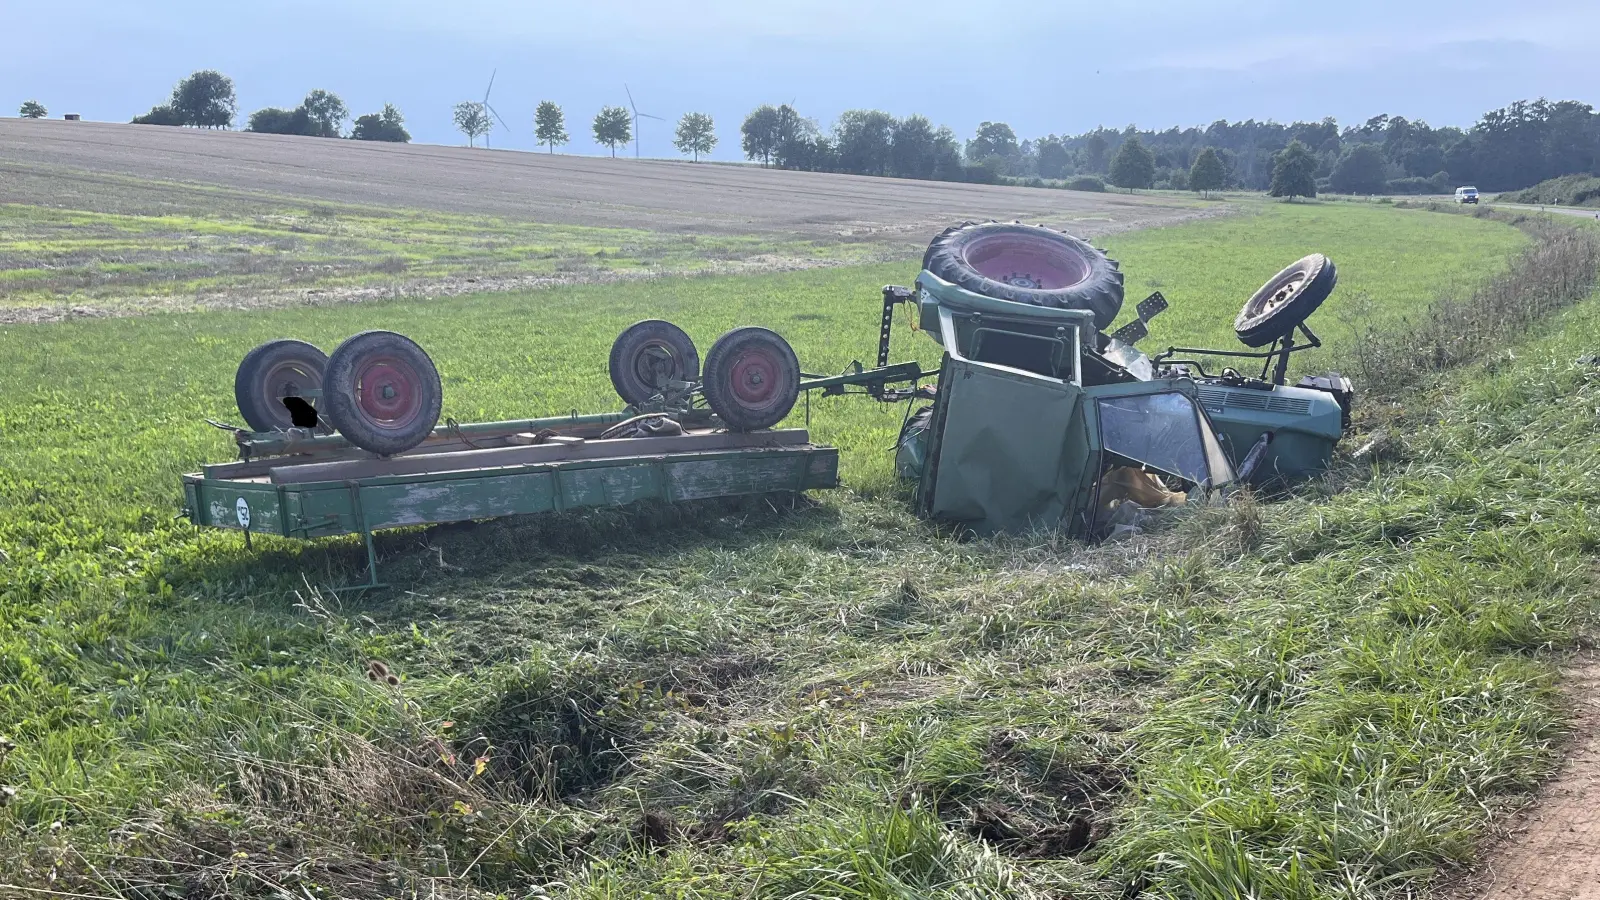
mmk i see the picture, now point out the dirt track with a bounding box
[1448,660,1600,900]
[0,119,1203,243]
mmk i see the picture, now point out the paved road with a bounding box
[1490,202,1600,221]
[0,119,1206,244]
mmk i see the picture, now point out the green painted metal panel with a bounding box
[561,464,660,509]
[186,445,841,538]
[925,357,1086,534]
[359,472,558,528]
[669,451,827,501]
[190,480,287,535]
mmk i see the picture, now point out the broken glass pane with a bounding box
[1096,392,1212,485]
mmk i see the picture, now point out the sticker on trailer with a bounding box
[235,498,252,529]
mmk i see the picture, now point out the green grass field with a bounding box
[0,196,876,319]
[3,200,1594,899]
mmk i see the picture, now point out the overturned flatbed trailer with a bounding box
[183,425,839,589]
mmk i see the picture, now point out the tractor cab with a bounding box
[895,270,1236,536]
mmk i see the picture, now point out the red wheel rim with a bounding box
[727,345,783,409]
[353,355,424,429]
[962,232,1092,290]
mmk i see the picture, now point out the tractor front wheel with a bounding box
[1234,254,1338,347]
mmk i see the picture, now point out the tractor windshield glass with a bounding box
[1097,392,1216,486]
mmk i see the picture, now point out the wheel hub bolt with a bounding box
[380,383,396,400]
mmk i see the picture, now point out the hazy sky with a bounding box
[5,1,1596,159]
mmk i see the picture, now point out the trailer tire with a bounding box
[609,319,700,407]
[1234,254,1338,347]
[234,339,329,433]
[922,221,1125,329]
[323,331,443,456]
[702,327,801,432]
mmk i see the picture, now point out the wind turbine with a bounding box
[624,84,665,158]
[481,70,512,149]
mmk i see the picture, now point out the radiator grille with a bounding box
[1198,386,1313,416]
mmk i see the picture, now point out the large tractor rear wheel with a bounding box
[922,221,1125,330]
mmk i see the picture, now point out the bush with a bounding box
[1064,175,1106,192]
[247,107,311,135]
[961,163,1001,185]
[351,104,410,143]
[1384,177,1436,195]
[131,105,184,126]
[1502,174,1600,208]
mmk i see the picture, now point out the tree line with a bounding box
[451,99,718,161]
[115,70,720,161]
[97,70,1595,194]
[730,98,1598,196]
[124,71,410,142]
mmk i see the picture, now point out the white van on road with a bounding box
[1455,186,1480,204]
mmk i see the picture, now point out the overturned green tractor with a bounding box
[892,221,1351,535]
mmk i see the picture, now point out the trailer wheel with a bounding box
[323,331,443,455]
[1234,254,1338,347]
[702,327,801,432]
[922,221,1125,329]
[234,339,329,433]
[609,320,699,406]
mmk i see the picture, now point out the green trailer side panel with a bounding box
[563,465,664,508]
[187,445,841,537]
[670,451,833,500]
[359,473,558,529]
[190,480,288,535]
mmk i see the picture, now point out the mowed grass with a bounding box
[3,202,1592,899]
[1103,201,1530,357]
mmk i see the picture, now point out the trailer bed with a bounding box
[183,428,839,539]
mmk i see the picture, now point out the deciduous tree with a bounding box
[453,101,491,147]
[1083,133,1110,173]
[673,112,717,161]
[171,70,236,128]
[890,115,939,180]
[834,109,895,176]
[1269,140,1318,199]
[1109,135,1155,190]
[299,89,347,138]
[741,105,782,166]
[1189,147,1226,196]
[965,121,1019,167]
[1036,135,1070,179]
[1330,144,1387,194]
[534,101,568,153]
[19,100,46,119]
[593,106,632,158]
